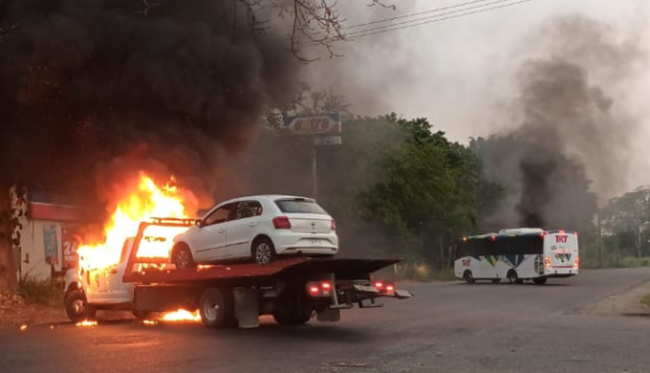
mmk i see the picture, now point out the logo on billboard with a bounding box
[282,113,342,136]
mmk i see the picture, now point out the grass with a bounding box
[394,262,457,282]
[18,276,64,307]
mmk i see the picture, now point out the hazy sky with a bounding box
[304,0,650,193]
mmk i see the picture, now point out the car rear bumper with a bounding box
[274,234,339,256]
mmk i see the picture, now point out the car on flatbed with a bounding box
[171,195,338,267]
[64,218,411,328]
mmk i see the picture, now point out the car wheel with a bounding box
[252,238,276,265]
[172,244,196,269]
[199,287,236,328]
[64,289,97,323]
[507,270,521,284]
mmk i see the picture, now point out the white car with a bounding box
[171,195,339,267]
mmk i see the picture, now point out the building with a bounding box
[11,186,89,280]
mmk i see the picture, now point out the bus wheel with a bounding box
[507,270,521,284]
[533,277,547,285]
[491,278,501,284]
[463,270,475,284]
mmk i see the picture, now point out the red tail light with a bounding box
[374,281,384,290]
[273,216,291,229]
[331,219,336,232]
[306,281,333,297]
[574,256,580,269]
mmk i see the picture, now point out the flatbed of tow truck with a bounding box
[65,218,412,329]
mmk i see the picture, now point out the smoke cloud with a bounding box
[478,16,644,229]
[0,0,301,218]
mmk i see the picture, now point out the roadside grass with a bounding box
[18,276,64,307]
[395,263,457,282]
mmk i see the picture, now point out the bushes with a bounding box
[615,256,650,268]
[18,276,64,307]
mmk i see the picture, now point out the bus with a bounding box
[452,228,579,285]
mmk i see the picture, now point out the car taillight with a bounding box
[374,281,384,290]
[306,281,333,297]
[331,219,336,232]
[544,256,552,268]
[273,216,291,229]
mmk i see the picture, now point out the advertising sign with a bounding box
[282,113,342,136]
[62,227,82,269]
[42,225,59,265]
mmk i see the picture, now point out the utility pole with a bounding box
[312,145,318,199]
[597,208,602,268]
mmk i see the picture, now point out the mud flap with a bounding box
[233,288,260,328]
[317,308,340,322]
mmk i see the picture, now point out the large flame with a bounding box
[77,173,191,271]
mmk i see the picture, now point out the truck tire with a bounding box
[272,290,313,326]
[199,287,236,328]
[252,238,276,265]
[172,244,196,269]
[64,289,97,323]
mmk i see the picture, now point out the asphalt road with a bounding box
[1,268,649,373]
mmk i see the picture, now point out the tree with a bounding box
[601,186,650,262]
[359,118,487,268]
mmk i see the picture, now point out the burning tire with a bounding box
[252,238,276,265]
[199,287,236,328]
[172,243,196,269]
[64,289,97,323]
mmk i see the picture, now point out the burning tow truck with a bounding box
[64,217,412,328]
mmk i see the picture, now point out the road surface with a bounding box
[1,268,649,373]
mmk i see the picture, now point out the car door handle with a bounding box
[218,229,226,234]
[109,269,117,275]
[248,223,257,227]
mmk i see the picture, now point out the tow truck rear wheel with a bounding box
[199,287,236,328]
[172,244,196,269]
[272,290,313,325]
[64,289,97,323]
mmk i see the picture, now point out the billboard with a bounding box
[282,113,342,136]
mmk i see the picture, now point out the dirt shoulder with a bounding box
[578,280,650,317]
[0,291,68,330]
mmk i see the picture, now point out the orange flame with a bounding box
[77,173,192,271]
[159,309,201,322]
[75,320,98,327]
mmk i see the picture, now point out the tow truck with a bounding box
[64,218,412,328]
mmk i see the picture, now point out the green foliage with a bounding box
[601,186,650,260]
[359,117,489,268]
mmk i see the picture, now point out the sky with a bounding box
[302,0,650,195]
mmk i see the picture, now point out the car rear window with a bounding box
[275,199,327,214]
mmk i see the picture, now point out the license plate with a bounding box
[310,238,321,245]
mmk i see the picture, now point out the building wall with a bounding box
[20,220,64,280]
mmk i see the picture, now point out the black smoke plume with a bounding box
[0,0,300,216]
[477,16,642,230]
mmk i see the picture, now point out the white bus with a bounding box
[453,228,579,285]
